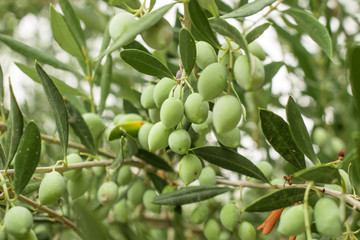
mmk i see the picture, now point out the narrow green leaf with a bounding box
[209,17,249,58]
[179,28,196,75]
[347,44,360,122]
[245,22,272,44]
[153,186,231,205]
[147,171,168,193]
[283,8,332,59]
[106,3,176,54]
[110,137,126,170]
[36,63,68,158]
[222,0,276,19]
[189,0,220,48]
[123,99,140,114]
[59,0,86,48]
[245,187,312,212]
[21,178,41,196]
[0,65,4,108]
[260,109,305,170]
[294,165,341,184]
[286,96,318,164]
[123,41,150,54]
[5,81,23,169]
[13,121,41,194]
[264,61,284,83]
[15,62,86,97]
[98,55,112,114]
[135,149,173,172]
[0,34,81,77]
[65,100,96,155]
[120,49,173,79]
[192,146,269,182]
[0,144,5,169]
[50,5,84,60]
[350,133,360,195]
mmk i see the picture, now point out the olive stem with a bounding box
[303,182,313,240]
[82,47,95,113]
[0,172,12,212]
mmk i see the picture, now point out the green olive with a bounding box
[217,41,242,67]
[109,12,136,41]
[256,161,273,179]
[4,206,33,238]
[168,129,191,155]
[168,85,185,101]
[113,199,128,223]
[39,171,65,205]
[278,204,313,236]
[127,180,146,207]
[138,122,153,150]
[192,111,213,135]
[141,18,173,50]
[184,93,209,124]
[195,41,217,69]
[117,165,132,186]
[198,63,228,101]
[149,108,161,123]
[314,198,342,237]
[115,113,142,125]
[97,181,119,205]
[215,127,240,148]
[64,153,82,180]
[143,189,161,214]
[8,229,37,240]
[199,166,216,186]
[140,85,156,109]
[238,221,256,240]
[179,154,202,186]
[160,98,184,129]
[312,127,329,146]
[82,113,106,141]
[220,203,239,231]
[248,42,266,60]
[67,168,90,200]
[147,122,172,151]
[204,219,220,240]
[190,203,209,224]
[213,95,242,134]
[233,54,265,91]
[153,77,177,107]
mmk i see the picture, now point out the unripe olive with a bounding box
[0,227,6,240]
[215,127,240,148]
[115,113,142,125]
[179,154,202,186]
[220,203,239,231]
[8,229,37,240]
[278,204,313,236]
[141,18,173,50]
[117,165,132,186]
[109,12,136,41]
[127,180,146,207]
[314,198,342,237]
[198,63,228,101]
[140,85,156,109]
[149,108,161,123]
[39,171,65,205]
[195,41,217,69]
[113,199,128,223]
[64,153,82,180]
[330,137,345,155]
[199,166,216,186]
[256,161,273,179]
[184,93,209,124]
[160,98,184,129]
[218,41,242,66]
[67,168,90,199]
[143,189,161,213]
[204,219,220,240]
[213,95,242,134]
[312,127,329,146]
[339,169,352,193]
[153,77,177,108]
[190,203,209,224]
[192,111,213,135]
[233,54,265,91]
[168,129,191,155]
[238,221,256,240]
[82,113,106,141]
[248,42,266,60]
[92,165,105,177]
[97,181,118,205]
[147,122,172,151]
[4,206,33,238]
[138,123,153,150]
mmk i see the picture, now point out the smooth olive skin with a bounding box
[67,169,90,199]
[113,199,128,223]
[233,54,265,91]
[197,63,228,101]
[278,204,313,236]
[141,18,173,50]
[147,122,172,151]
[219,203,239,231]
[184,93,209,124]
[138,123,153,150]
[178,154,202,186]
[248,42,266,60]
[4,206,33,238]
[256,161,273,179]
[215,127,240,148]
[117,165,132,186]
[115,113,142,125]
[204,219,220,240]
[127,180,146,207]
[82,113,106,141]
[97,181,119,205]
[140,85,156,109]
[192,111,213,135]
[190,204,209,224]
[160,98,184,129]
[196,41,217,69]
[199,166,216,186]
[64,153,82,180]
[168,129,191,155]
[143,189,161,213]
[39,171,65,205]
[153,77,177,108]
[238,221,256,240]
[109,12,136,41]
[8,229,38,240]
[314,198,342,237]
[213,95,242,134]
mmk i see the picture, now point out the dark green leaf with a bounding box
[21,178,41,196]
[153,186,231,205]
[222,0,276,19]
[5,80,23,169]
[59,0,86,48]
[192,146,269,182]
[123,41,150,54]
[260,109,305,170]
[36,63,68,158]
[245,187,312,212]
[0,34,81,77]
[13,121,41,194]
[50,5,84,60]
[0,144,5,169]
[286,96,318,164]
[15,62,86,97]
[106,3,176,54]
[294,165,341,184]
[283,8,332,59]
[147,171,168,193]
[348,44,360,122]
[109,137,126,170]
[123,99,140,114]
[189,0,220,48]
[209,17,249,58]
[350,133,360,195]
[264,61,284,83]
[98,54,112,114]
[120,49,173,79]
[135,149,173,172]
[65,100,96,155]
[179,28,196,75]
[245,22,272,44]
